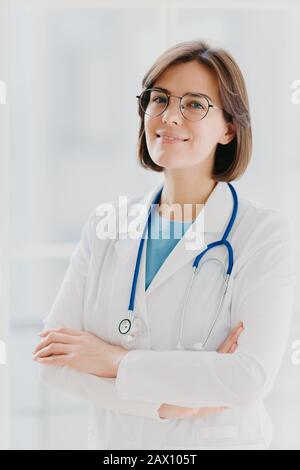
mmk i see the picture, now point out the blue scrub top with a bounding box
[145,207,193,290]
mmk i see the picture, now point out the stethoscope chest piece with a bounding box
[119,314,142,343]
[118,318,132,335]
[118,182,238,350]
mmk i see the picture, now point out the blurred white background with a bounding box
[1,0,300,449]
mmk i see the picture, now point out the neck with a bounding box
[158,168,218,222]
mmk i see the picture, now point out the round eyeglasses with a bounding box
[136,87,226,122]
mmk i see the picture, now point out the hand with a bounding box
[217,321,244,354]
[158,322,245,420]
[32,327,128,378]
[158,403,229,420]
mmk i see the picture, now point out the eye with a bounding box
[152,95,167,104]
[190,101,205,109]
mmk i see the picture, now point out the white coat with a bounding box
[39,180,296,450]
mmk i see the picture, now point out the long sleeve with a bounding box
[115,212,296,408]
[38,207,162,420]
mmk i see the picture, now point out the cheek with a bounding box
[191,122,221,146]
[192,121,211,138]
[144,119,156,144]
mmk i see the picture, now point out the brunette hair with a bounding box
[136,39,252,181]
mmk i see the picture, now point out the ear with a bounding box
[219,122,236,145]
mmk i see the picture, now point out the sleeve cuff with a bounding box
[115,349,163,421]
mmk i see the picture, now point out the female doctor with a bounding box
[32,40,295,450]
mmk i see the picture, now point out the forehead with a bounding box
[153,60,219,102]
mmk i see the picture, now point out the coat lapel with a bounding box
[145,181,235,296]
[113,180,235,324]
[113,180,163,327]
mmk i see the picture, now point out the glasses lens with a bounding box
[140,89,168,117]
[139,89,209,121]
[181,94,209,121]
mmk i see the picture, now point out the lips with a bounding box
[156,132,189,142]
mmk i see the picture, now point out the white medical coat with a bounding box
[39,180,296,450]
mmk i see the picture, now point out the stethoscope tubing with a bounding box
[120,183,238,346]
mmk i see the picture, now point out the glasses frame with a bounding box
[136,87,226,121]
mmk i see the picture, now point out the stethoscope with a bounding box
[118,182,238,350]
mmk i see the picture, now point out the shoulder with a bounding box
[226,192,296,285]
[237,195,294,244]
[83,193,145,243]
[233,194,295,276]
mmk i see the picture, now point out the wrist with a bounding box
[112,347,128,378]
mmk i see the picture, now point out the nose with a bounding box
[161,95,184,124]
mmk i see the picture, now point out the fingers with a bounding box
[229,342,238,353]
[33,343,71,360]
[195,406,230,418]
[222,327,243,352]
[33,355,69,366]
[38,327,82,338]
[217,322,244,353]
[32,332,78,355]
[159,404,231,420]
[230,322,244,343]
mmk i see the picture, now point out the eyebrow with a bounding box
[153,86,213,103]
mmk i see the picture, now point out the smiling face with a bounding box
[144,60,235,172]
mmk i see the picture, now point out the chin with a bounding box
[152,155,194,170]
[152,158,178,169]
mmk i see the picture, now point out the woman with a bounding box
[32,40,295,450]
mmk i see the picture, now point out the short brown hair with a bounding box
[136,40,252,182]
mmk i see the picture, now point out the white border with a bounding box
[0,1,10,451]
[2,0,299,450]
[8,0,300,11]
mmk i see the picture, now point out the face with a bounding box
[144,60,235,172]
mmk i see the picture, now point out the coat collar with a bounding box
[114,179,235,312]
